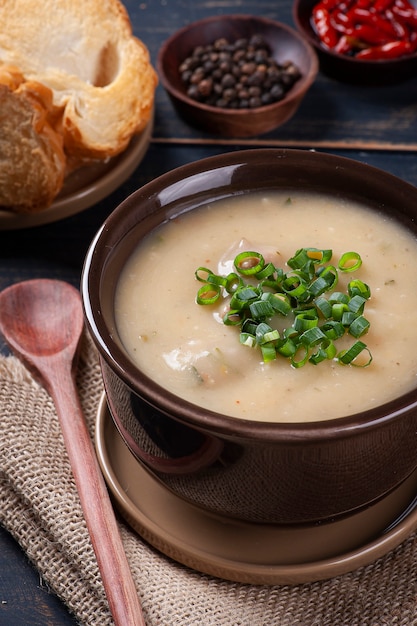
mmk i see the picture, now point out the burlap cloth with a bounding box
[2,332,417,625]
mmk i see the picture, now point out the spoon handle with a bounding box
[47,361,146,626]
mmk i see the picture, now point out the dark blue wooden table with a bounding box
[1,0,417,623]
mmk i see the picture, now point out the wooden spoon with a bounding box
[0,279,145,626]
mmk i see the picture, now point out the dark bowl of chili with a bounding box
[293,0,417,84]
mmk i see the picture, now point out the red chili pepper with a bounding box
[352,23,391,43]
[312,8,340,47]
[394,0,416,10]
[346,6,367,21]
[348,7,400,37]
[331,10,355,34]
[391,5,417,28]
[334,34,355,52]
[333,10,351,24]
[374,0,395,11]
[381,16,406,38]
[356,39,411,58]
[378,10,408,37]
[313,0,346,10]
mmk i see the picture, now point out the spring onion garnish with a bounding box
[195,247,372,367]
[338,251,362,273]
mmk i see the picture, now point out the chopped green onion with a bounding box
[240,332,256,347]
[315,296,332,319]
[316,265,338,290]
[309,348,327,365]
[261,343,278,363]
[341,311,357,327]
[331,302,348,321]
[288,247,332,269]
[349,315,370,338]
[225,273,242,294]
[196,283,221,305]
[299,326,326,347]
[277,337,297,357]
[242,319,258,335]
[311,248,332,263]
[291,345,310,368]
[321,320,345,340]
[287,248,314,270]
[282,275,309,301]
[309,272,336,297]
[293,306,317,318]
[206,273,228,287]
[329,291,349,305]
[283,327,298,340]
[249,300,275,320]
[309,339,337,364]
[259,278,284,292]
[262,329,280,343]
[337,341,372,367]
[195,267,215,282]
[294,313,318,333]
[230,287,259,310]
[223,310,242,326]
[338,251,362,272]
[348,279,371,299]
[255,262,276,280]
[348,294,367,314]
[256,322,275,344]
[234,251,265,276]
[261,291,291,316]
[195,247,372,367]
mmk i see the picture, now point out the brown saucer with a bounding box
[0,116,153,230]
[95,395,417,585]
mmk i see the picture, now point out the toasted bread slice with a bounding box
[0,0,157,159]
[0,66,66,213]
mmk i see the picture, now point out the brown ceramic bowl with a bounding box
[293,0,417,84]
[157,15,318,137]
[82,148,417,525]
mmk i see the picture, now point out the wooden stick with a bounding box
[50,367,146,626]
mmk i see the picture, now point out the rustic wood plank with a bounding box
[151,137,417,152]
[0,526,78,625]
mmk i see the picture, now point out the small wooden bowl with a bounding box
[293,0,417,84]
[157,14,318,137]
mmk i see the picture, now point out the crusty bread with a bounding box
[0,0,157,160]
[0,66,66,212]
[0,0,157,213]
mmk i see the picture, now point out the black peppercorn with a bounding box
[241,62,256,75]
[270,83,285,101]
[178,35,302,110]
[198,78,213,97]
[221,73,236,88]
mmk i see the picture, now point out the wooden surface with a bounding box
[1,0,417,624]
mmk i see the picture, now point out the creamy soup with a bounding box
[115,191,417,422]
